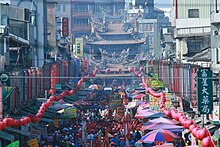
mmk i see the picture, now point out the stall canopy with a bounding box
[135,111,166,119]
[0,130,14,142]
[49,103,72,111]
[141,122,183,131]
[148,117,179,125]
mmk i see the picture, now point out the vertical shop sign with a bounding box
[197,68,213,114]
[62,17,69,37]
[75,38,84,57]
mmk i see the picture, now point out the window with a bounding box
[63,5,66,12]
[72,19,89,26]
[188,9,199,18]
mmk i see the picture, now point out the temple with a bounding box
[85,10,146,70]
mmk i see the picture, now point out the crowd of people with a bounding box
[39,99,150,147]
[38,87,190,147]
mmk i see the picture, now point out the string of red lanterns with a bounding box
[0,68,99,130]
[0,66,216,147]
[131,67,216,147]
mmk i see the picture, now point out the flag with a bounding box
[6,141,19,147]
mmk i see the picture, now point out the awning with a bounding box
[5,127,30,136]
[0,131,14,141]
[40,118,54,123]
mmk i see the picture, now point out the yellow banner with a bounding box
[75,38,83,57]
[64,107,77,118]
[27,139,38,147]
[54,118,59,128]
[149,93,173,111]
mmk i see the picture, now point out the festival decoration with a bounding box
[105,68,110,74]
[0,66,216,147]
[135,67,216,146]
[0,68,98,129]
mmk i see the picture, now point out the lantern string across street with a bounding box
[0,67,216,147]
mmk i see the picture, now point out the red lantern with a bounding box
[7,118,15,126]
[77,80,83,86]
[117,68,122,73]
[94,68,99,73]
[165,110,172,117]
[159,104,164,109]
[47,99,53,105]
[139,67,144,72]
[0,122,6,130]
[138,74,142,77]
[13,120,19,127]
[128,67,133,72]
[196,128,209,141]
[20,118,26,126]
[184,119,194,129]
[105,68,110,74]
[202,137,215,147]
[70,89,76,95]
[60,92,67,98]
[36,111,44,118]
[146,89,150,93]
[189,124,196,132]
[192,127,200,137]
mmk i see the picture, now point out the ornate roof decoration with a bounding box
[90,9,127,33]
[86,48,146,69]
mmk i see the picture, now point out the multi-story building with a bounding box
[127,1,171,59]
[0,3,34,71]
[211,0,220,74]
[9,0,45,67]
[71,0,124,43]
[172,0,211,63]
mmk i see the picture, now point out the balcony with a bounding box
[71,26,91,33]
[174,26,211,38]
[72,12,90,18]
[211,12,220,24]
[72,0,95,3]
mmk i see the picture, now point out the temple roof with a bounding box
[98,23,130,35]
[86,39,145,45]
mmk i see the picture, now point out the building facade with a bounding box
[172,0,211,62]
[127,1,171,59]
[211,0,220,74]
[0,3,34,71]
[71,0,124,43]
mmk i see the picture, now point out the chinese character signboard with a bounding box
[149,93,173,111]
[62,17,69,37]
[197,68,213,114]
[75,38,83,57]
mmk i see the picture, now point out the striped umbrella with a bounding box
[140,129,178,143]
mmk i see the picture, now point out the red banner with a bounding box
[62,17,69,37]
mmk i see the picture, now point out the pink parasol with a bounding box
[141,122,183,131]
[149,117,179,125]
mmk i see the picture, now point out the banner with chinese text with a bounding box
[149,93,173,111]
[197,68,213,114]
[75,38,83,57]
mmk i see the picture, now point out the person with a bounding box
[134,141,143,147]
[135,130,142,141]
[119,138,126,147]
[129,137,136,147]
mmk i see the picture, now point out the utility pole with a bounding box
[43,0,48,63]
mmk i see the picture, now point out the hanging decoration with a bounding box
[0,66,216,147]
[0,69,98,130]
[130,67,215,147]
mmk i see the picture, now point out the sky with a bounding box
[154,0,172,12]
